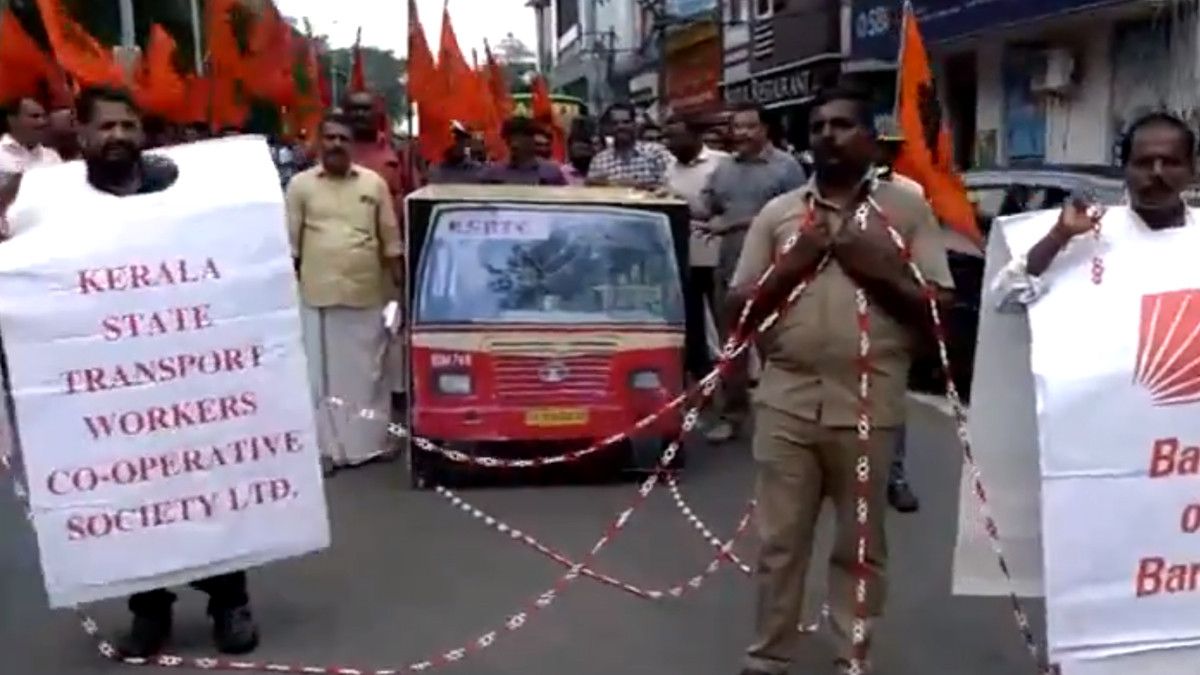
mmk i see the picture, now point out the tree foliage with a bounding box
[324,44,406,120]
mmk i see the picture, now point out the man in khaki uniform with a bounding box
[733,89,954,675]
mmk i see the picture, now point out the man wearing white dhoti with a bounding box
[977,111,1200,674]
[286,113,402,471]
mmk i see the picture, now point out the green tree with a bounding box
[325,44,407,121]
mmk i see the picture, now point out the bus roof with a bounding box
[406,184,687,207]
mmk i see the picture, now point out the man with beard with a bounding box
[344,91,408,226]
[0,86,261,658]
[0,97,61,175]
[730,87,953,675]
[286,113,402,471]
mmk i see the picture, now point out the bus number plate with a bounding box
[525,407,589,427]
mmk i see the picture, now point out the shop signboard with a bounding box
[849,0,1128,61]
[721,55,841,110]
[666,38,722,114]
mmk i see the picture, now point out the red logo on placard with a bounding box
[1136,290,1200,406]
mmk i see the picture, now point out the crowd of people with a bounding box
[9,76,1193,674]
[0,84,936,673]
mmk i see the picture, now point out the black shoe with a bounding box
[738,670,775,675]
[118,612,172,659]
[212,605,260,655]
[888,481,920,513]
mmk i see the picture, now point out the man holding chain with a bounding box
[730,87,954,675]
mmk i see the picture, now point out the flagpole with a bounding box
[189,0,204,74]
[891,1,912,120]
[116,0,137,81]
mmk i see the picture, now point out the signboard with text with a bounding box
[960,207,1200,670]
[0,138,329,607]
[721,55,841,109]
[849,0,1127,61]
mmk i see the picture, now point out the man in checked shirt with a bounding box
[587,101,673,189]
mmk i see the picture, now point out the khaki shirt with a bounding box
[286,164,402,308]
[731,180,954,428]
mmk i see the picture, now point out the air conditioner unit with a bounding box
[1031,48,1077,96]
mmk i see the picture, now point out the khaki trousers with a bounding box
[744,407,895,673]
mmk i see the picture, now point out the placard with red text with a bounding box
[1023,207,1200,665]
[0,137,329,607]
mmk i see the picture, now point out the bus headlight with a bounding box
[436,372,473,395]
[629,370,662,390]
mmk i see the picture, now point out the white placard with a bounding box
[0,137,330,607]
[951,214,1046,598]
[959,207,1200,670]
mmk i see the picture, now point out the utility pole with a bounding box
[115,0,138,80]
[189,0,204,74]
[118,0,135,47]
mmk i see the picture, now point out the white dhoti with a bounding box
[301,305,391,465]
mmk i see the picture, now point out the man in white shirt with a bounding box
[0,97,62,175]
[664,115,728,383]
[994,111,1193,307]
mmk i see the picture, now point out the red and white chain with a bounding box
[436,482,753,601]
[866,193,1048,673]
[664,474,753,576]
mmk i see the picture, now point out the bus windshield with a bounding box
[416,204,684,326]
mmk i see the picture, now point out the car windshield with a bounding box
[416,204,684,325]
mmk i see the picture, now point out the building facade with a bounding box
[662,0,723,119]
[719,0,844,149]
[846,0,1200,168]
[547,0,663,118]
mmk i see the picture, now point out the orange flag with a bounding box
[244,1,296,107]
[133,25,187,122]
[437,3,486,130]
[408,0,449,164]
[181,75,212,126]
[350,28,367,94]
[483,42,514,121]
[205,0,249,130]
[893,4,981,245]
[0,8,61,105]
[34,0,123,88]
[530,75,565,162]
[292,37,325,145]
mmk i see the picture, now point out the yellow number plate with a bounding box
[525,407,589,427]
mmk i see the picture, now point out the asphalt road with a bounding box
[1,398,1048,675]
